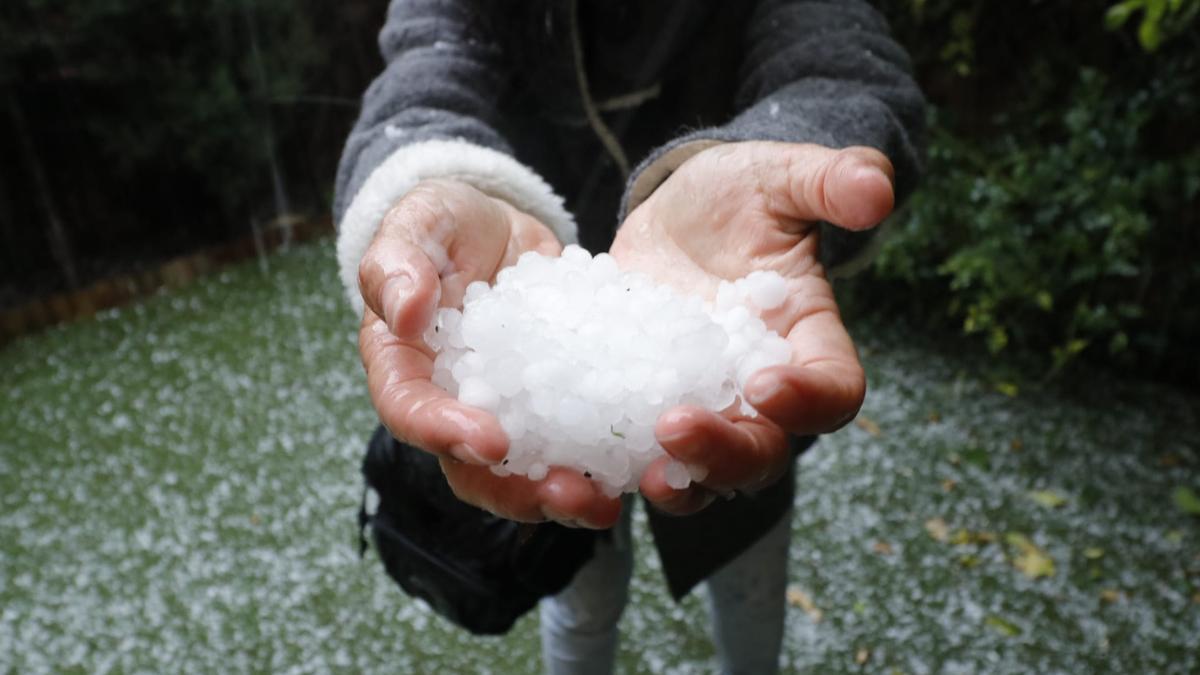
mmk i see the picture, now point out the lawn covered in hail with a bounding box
[1,240,1197,674]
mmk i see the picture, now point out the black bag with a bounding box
[358,425,597,635]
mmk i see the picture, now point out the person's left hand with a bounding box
[610,141,894,514]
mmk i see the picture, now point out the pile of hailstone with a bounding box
[424,245,792,497]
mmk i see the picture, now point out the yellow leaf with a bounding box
[1005,532,1056,579]
[1083,547,1105,560]
[855,648,871,665]
[1100,589,1122,603]
[786,586,824,623]
[925,517,949,542]
[855,415,881,436]
[1028,489,1068,509]
[985,615,1021,636]
[995,382,1019,397]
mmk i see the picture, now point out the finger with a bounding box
[653,405,789,493]
[499,201,565,269]
[639,457,719,515]
[744,285,866,435]
[360,310,508,464]
[358,181,511,338]
[440,460,623,528]
[760,143,895,231]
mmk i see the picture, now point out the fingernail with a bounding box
[449,442,488,465]
[852,164,889,185]
[747,372,784,406]
[380,274,414,334]
[658,428,691,446]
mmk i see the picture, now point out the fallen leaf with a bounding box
[1029,489,1068,509]
[1192,592,1200,604]
[855,648,871,665]
[985,615,1021,636]
[249,514,261,526]
[852,600,867,615]
[1005,532,1056,579]
[1166,530,1184,544]
[1172,487,1200,516]
[925,517,949,542]
[786,586,824,623]
[958,554,980,568]
[1083,547,1104,560]
[928,411,942,423]
[1010,438,1024,452]
[941,478,957,492]
[873,540,894,555]
[951,529,996,546]
[995,382,1019,397]
[855,415,881,436]
[1100,589,1122,603]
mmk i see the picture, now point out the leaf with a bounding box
[1100,588,1123,603]
[855,415,881,436]
[873,540,895,555]
[994,381,1019,397]
[1084,547,1105,560]
[1005,532,1056,579]
[1172,486,1200,515]
[1029,489,1068,508]
[985,615,1021,637]
[786,587,824,623]
[941,478,958,492]
[1105,0,1139,29]
[855,648,871,666]
[925,517,950,542]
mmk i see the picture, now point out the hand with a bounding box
[610,142,894,514]
[357,179,622,528]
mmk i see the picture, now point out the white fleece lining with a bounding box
[336,138,577,314]
[626,138,886,278]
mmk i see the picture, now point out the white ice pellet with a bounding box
[430,245,793,494]
[663,461,693,490]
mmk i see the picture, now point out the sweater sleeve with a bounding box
[620,0,926,277]
[333,0,576,315]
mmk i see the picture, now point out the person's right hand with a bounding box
[357,179,622,529]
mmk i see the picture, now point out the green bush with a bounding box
[866,1,1200,383]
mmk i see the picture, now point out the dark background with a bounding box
[1,0,1197,384]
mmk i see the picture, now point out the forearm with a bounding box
[333,0,574,314]
[622,0,926,275]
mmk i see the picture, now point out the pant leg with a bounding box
[539,498,635,675]
[705,508,793,675]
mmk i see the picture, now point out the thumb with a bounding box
[765,144,895,231]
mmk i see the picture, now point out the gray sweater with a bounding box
[336,0,925,599]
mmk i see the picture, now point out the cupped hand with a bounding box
[610,142,895,515]
[357,179,621,528]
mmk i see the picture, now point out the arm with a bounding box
[334,0,576,315]
[612,0,925,513]
[621,0,926,275]
[340,1,619,528]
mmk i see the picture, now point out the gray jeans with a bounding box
[539,499,793,675]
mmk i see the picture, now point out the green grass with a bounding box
[2,241,1197,673]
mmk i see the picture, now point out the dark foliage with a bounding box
[855,0,1200,383]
